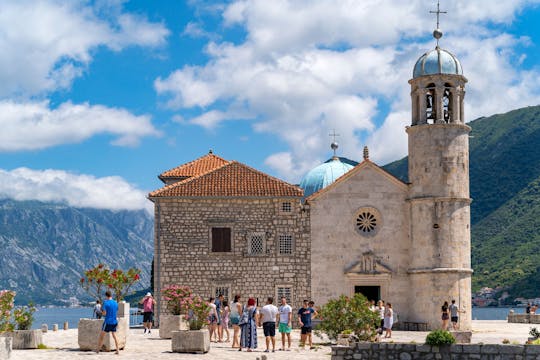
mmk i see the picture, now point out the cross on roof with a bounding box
[329,129,340,157]
[430,0,447,30]
[329,129,340,143]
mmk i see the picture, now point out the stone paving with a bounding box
[11,321,536,360]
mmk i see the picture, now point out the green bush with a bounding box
[425,330,456,346]
[316,293,380,341]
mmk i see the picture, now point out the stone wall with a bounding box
[508,313,540,323]
[154,197,310,322]
[332,343,540,360]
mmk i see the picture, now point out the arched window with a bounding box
[443,84,453,123]
[426,83,436,124]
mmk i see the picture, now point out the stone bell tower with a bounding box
[406,6,472,330]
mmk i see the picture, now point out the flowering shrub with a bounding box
[13,303,36,330]
[0,290,15,332]
[162,285,192,315]
[316,293,379,341]
[80,264,140,302]
[186,295,210,330]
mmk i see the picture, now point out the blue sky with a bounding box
[0,0,539,212]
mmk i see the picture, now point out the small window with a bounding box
[248,233,265,255]
[281,202,292,212]
[278,234,293,255]
[215,287,229,301]
[212,227,231,252]
[277,286,292,305]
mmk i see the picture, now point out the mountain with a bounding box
[384,105,540,297]
[0,199,153,305]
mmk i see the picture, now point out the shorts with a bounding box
[442,313,449,320]
[208,314,217,324]
[102,323,118,332]
[301,326,312,334]
[143,312,153,323]
[230,314,240,325]
[451,316,458,323]
[263,322,276,337]
[278,322,291,333]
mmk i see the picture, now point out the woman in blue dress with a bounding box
[239,297,259,352]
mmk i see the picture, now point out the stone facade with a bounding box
[332,343,540,360]
[153,197,310,320]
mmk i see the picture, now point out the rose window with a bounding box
[354,207,381,237]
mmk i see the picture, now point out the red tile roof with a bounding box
[158,152,230,181]
[150,161,303,198]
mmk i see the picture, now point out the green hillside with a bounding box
[384,105,540,297]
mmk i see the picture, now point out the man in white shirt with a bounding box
[259,297,279,352]
[278,296,292,351]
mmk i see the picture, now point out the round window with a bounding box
[354,207,381,236]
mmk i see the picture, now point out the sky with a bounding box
[0,0,539,213]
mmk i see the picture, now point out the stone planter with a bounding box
[1,329,42,349]
[159,315,189,339]
[0,336,12,358]
[172,330,210,354]
[78,318,128,351]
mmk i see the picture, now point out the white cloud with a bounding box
[0,168,151,212]
[0,0,169,97]
[0,100,160,151]
[157,0,540,181]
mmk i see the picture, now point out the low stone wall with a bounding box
[508,313,540,323]
[332,343,540,360]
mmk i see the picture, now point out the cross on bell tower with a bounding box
[429,0,447,46]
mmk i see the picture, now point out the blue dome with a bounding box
[413,47,463,78]
[300,157,358,198]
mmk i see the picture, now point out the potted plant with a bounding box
[78,264,140,351]
[172,295,210,353]
[0,291,42,349]
[316,293,380,344]
[159,285,192,339]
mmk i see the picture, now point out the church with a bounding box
[149,21,472,331]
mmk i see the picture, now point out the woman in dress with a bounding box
[383,303,394,338]
[441,301,450,330]
[239,297,258,352]
[221,300,230,342]
[207,297,218,342]
[230,294,242,348]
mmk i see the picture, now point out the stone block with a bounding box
[498,345,524,354]
[159,315,189,339]
[525,345,540,354]
[0,336,11,359]
[1,330,42,349]
[171,330,210,354]
[78,318,127,351]
[450,331,471,344]
[41,324,48,333]
[481,344,501,354]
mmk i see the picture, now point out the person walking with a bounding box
[259,296,279,353]
[139,292,156,334]
[449,299,464,330]
[221,300,230,342]
[230,294,242,348]
[441,301,450,330]
[375,300,385,335]
[215,294,224,342]
[96,290,119,354]
[298,299,317,349]
[384,303,394,338]
[278,296,292,351]
[208,297,218,342]
[93,299,102,319]
[239,297,258,352]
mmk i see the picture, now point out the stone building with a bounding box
[149,25,472,330]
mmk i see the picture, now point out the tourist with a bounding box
[527,303,531,314]
[384,303,394,338]
[278,296,292,351]
[369,299,376,312]
[215,294,224,342]
[532,304,538,315]
[93,299,102,319]
[139,292,156,334]
[298,299,317,349]
[441,301,450,330]
[221,300,230,342]
[239,297,258,352]
[208,297,218,342]
[230,294,242,348]
[96,290,119,354]
[449,299,463,330]
[259,296,279,352]
[375,300,385,335]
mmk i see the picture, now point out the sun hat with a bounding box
[146,292,152,297]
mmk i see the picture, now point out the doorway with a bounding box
[354,286,380,302]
